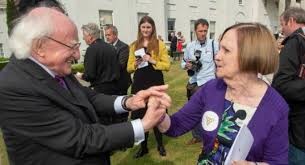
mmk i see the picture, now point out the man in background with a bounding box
[105,25,132,124]
[272,7,305,164]
[181,18,219,145]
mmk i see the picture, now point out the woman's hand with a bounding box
[135,57,143,68]
[143,54,156,64]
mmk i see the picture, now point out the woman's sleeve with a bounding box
[154,42,170,71]
[127,44,136,73]
[165,87,206,137]
[262,104,289,165]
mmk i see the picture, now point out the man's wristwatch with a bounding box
[121,95,133,111]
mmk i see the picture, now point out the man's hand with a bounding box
[125,85,171,110]
[141,96,167,132]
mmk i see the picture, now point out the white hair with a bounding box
[9,11,54,59]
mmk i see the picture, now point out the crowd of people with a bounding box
[1,0,305,165]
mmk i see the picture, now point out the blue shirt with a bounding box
[181,39,219,86]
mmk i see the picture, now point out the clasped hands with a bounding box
[125,84,171,132]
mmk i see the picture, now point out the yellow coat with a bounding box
[127,41,170,73]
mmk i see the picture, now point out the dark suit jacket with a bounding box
[114,40,132,95]
[0,57,134,165]
[82,39,120,93]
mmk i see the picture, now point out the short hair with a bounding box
[220,23,278,75]
[194,19,209,30]
[81,23,100,39]
[9,8,54,59]
[104,25,118,36]
[281,7,305,24]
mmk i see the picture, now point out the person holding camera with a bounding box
[181,18,219,145]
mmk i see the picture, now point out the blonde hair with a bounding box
[220,23,278,75]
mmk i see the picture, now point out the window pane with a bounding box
[138,12,149,24]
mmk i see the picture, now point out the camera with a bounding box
[187,50,202,76]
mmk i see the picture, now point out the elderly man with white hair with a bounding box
[0,7,170,165]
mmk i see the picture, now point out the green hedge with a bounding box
[71,63,84,74]
[0,61,9,71]
[0,57,9,62]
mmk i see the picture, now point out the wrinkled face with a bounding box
[40,25,80,76]
[105,29,117,44]
[140,22,153,38]
[215,29,240,79]
[196,24,208,42]
[280,16,292,37]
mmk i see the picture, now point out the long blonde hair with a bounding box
[134,16,159,55]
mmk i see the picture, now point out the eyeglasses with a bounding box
[45,36,81,50]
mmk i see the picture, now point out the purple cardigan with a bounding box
[165,79,289,165]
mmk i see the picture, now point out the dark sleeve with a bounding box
[104,45,120,80]
[79,85,118,116]
[0,86,134,158]
[272,38,305,101]
[82,46,97,82]
[118,44,129,69]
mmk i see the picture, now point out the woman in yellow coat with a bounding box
[127,15,170,158]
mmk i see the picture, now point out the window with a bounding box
[239,0,243,5]
[264,0,267,7]
[190,20,196,41]
[137,12,149,24]
[0,43,4,56]
[99,10,113,40]
[167,18,175,41]
[209,21,216,39]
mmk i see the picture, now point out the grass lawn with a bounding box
[111,60,202,165]
[0,60,202,165]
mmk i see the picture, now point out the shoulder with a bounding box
[262,86,289,118]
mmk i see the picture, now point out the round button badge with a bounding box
[202,111,219,131]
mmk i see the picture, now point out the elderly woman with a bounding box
[158,23,289,165]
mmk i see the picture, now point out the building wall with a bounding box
[0,0,298,59]
[0,7,9,57]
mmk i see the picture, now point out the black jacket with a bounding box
[272,28,305,149]
[82,39,120,89]
[114,40,132,95]
[0,57,134,165]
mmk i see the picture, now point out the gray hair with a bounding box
[81,23,100,39]
[9,11,54,59]
[281,7,305,24]
[104,25,118,36]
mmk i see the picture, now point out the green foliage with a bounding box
[0,58,9,71]
[6,0,18,35]
[71,63,84,74]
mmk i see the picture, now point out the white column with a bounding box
[279,0,286,16]
[291,0,297,7]
[301,0,305,9]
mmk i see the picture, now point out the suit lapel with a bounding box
[13,57,98,122]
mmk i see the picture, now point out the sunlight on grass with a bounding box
[112,61,202,165]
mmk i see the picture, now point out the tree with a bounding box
[6,0,17,35]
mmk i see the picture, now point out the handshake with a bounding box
[124,85,171,132]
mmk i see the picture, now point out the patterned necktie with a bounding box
[54,75,68,89]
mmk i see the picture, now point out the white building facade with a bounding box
[0,0,304,58]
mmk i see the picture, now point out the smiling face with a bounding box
[35,18,80,76]
[140,22,153,39]
[215,29,240,79]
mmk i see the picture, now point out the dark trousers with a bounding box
[186,82,203,140]
[131,108,164,149]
